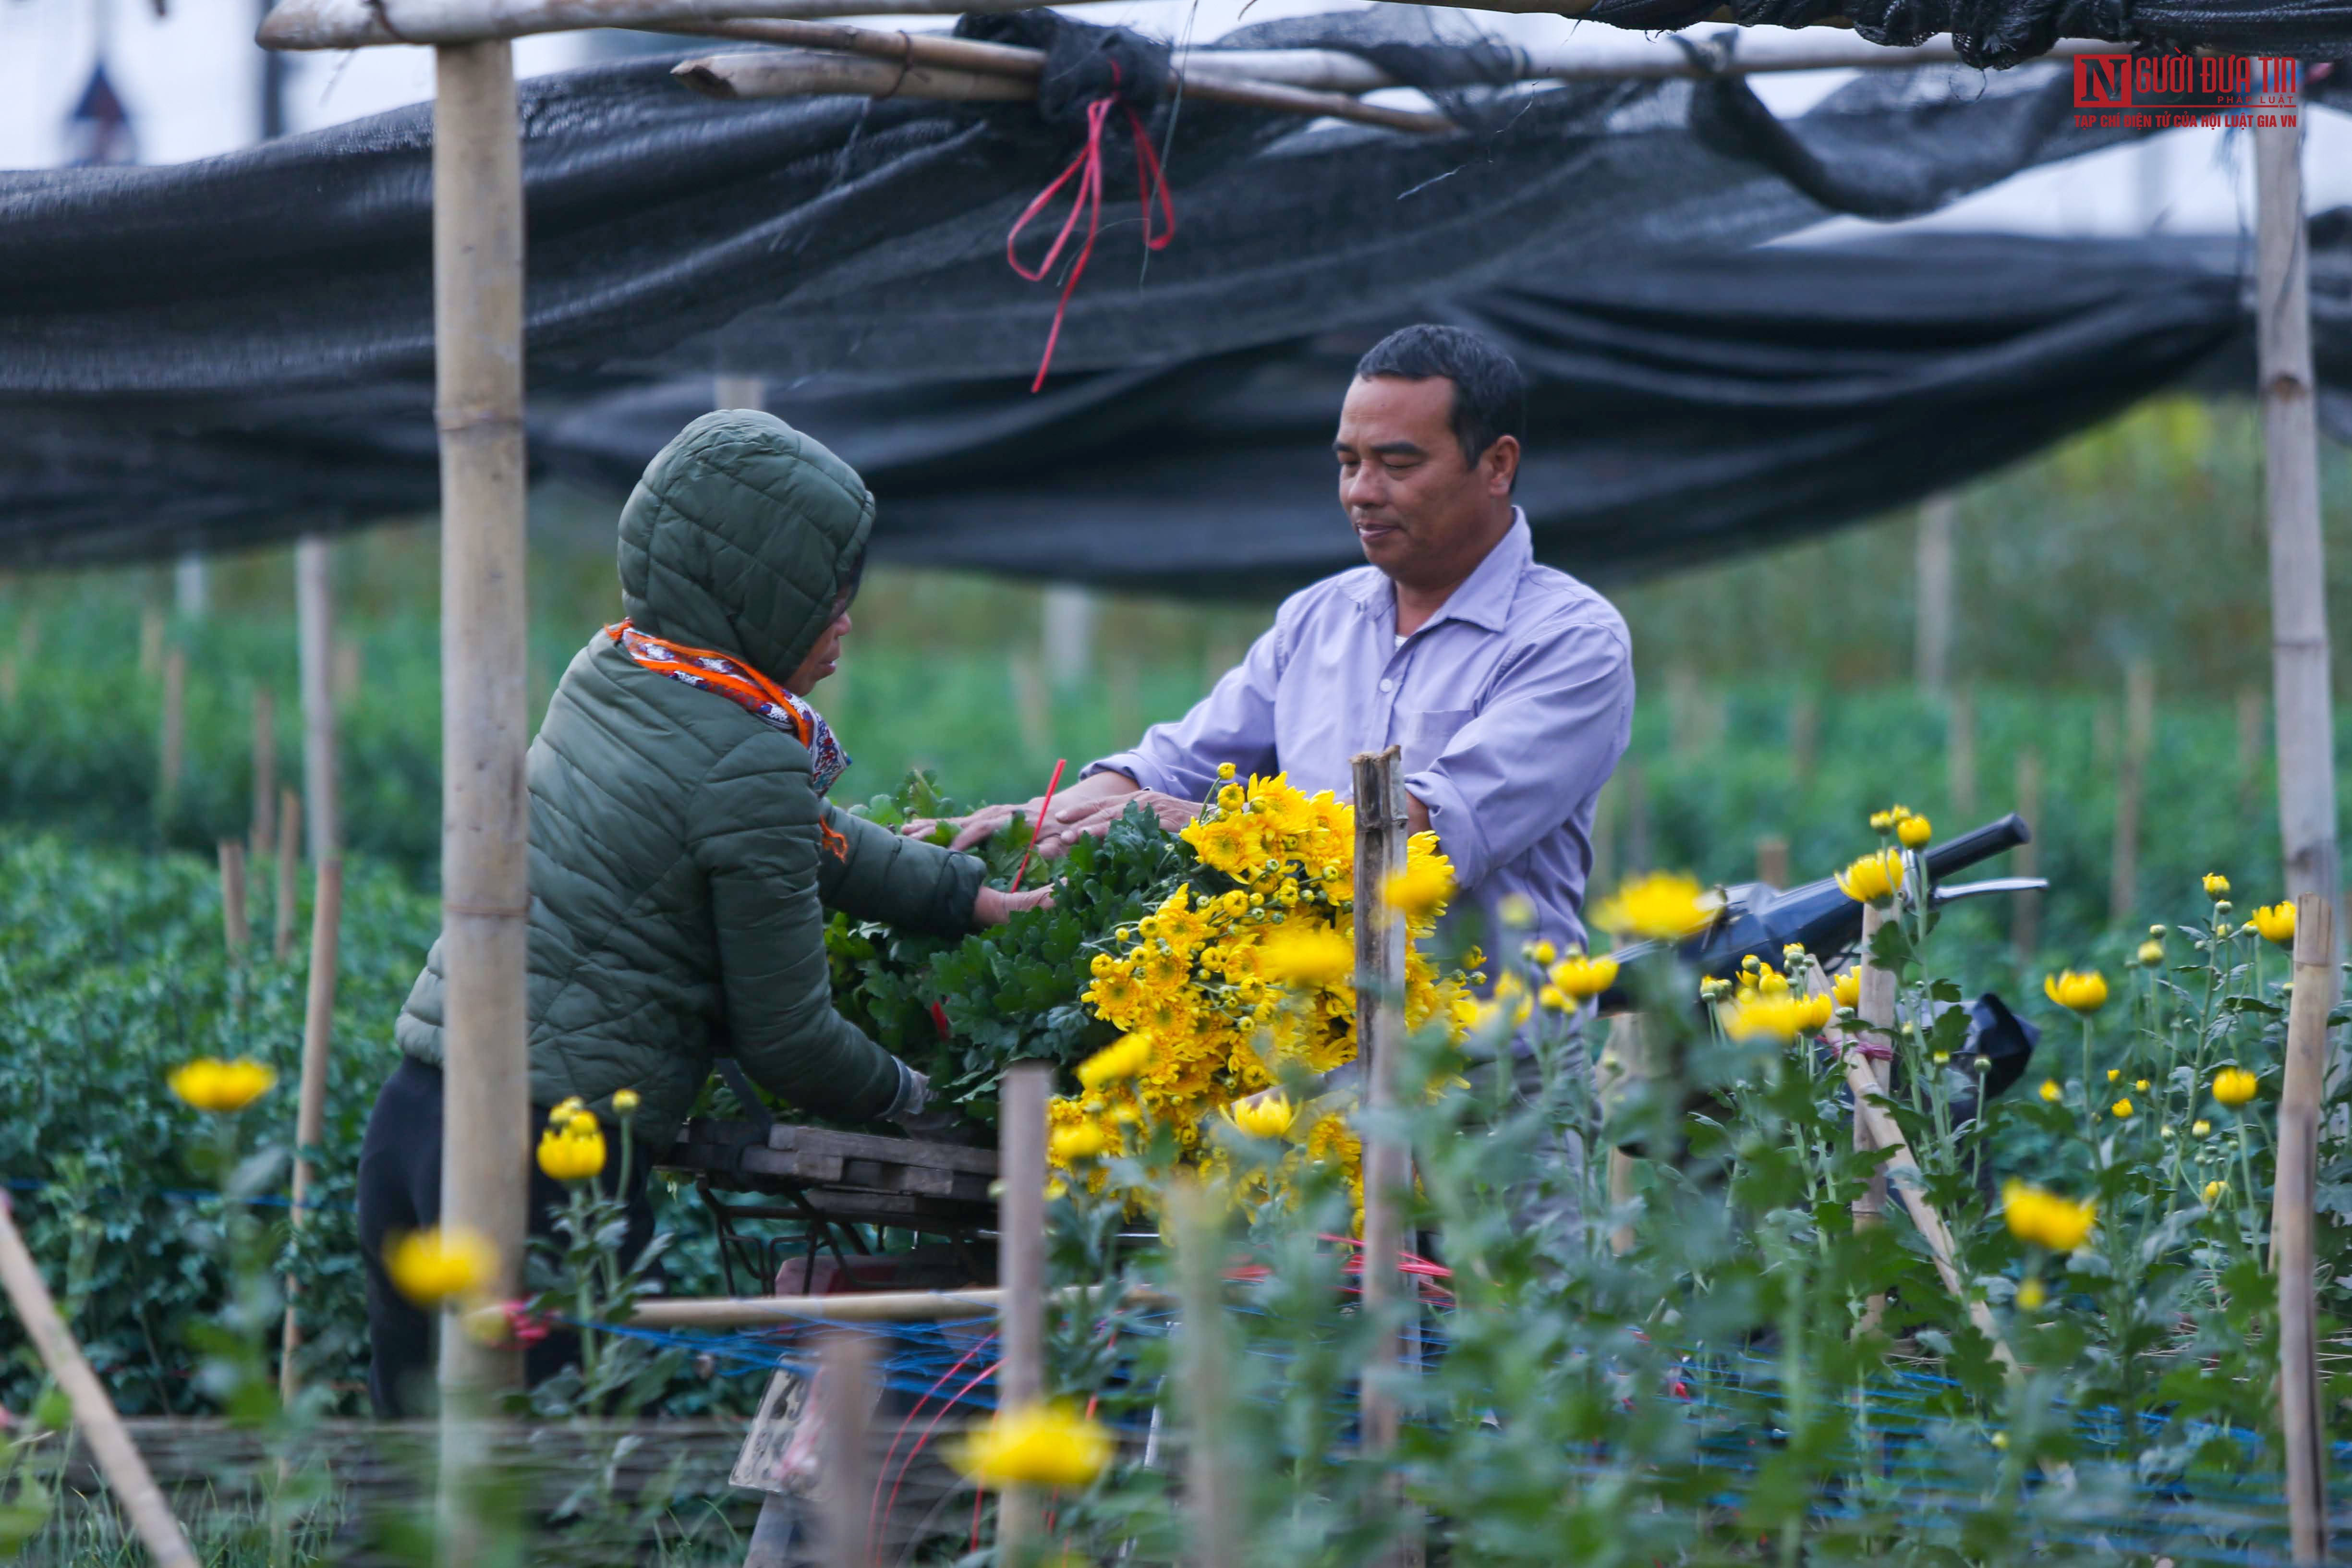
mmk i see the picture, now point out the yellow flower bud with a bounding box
[2203,873,2230,898]
[1896,814,1932,849]
[2210,1067,2259,1107]
[2110,1098,2133,1119]
[384,1226,497,1309]
[2042,970,2109,1014]
[167,1057,277,1114]
[612,1089,641,1116]
[2015,1278,2046,1311]
[2039,1079,2062,1103]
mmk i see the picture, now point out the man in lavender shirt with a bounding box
[946,324,1635,964]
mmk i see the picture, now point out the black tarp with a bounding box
[1,9,2346,584]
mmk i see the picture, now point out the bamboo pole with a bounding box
[273,787,301,962]
[2109,659,2153,927]
[1755,835,1789,890]
[2273,892,2330,1564]
[431,38,532,1561]
[1170,1180,1237,1568]
[995,1061,1051,1559]
[250,688,276,857]
[280,538,347,1401]
[158,646,186,822]
[674,45,1455,135]
[816,1330,878,1568]
[2011,752,2042,963]
[218,840,250,955]
[1853,904,1895,1328]
[1947,684,1976,819]
[1915,495,1953,693]
[1351,745,1411,1556]
[0,1196,201,1568]
[2255,66,2343,978]
[256,0,2108,70]
[627,1282,1172,1328]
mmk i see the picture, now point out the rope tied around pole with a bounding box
[1004,24,1177,393]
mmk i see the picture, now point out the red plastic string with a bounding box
[1005,62,1175,393]
[1009,757,1067,893]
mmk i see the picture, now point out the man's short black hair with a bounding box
[1354,325,1526,474]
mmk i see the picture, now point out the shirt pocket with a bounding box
[1398,707,1473,776]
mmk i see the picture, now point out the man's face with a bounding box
[1334,374,1517,588]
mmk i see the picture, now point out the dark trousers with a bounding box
[356,1057,658,1417]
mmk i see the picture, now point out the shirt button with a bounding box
[1379,678,1395,693]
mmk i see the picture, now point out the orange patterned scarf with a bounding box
[606,620,854,806]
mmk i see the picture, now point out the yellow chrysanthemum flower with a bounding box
[536,1118,606,1182]
[1548,953,1619,1001]
[2249,901,2296,946]
[1221,1094,1296,1140]
[1382,859,1454,923]
[2203,873,2230,898]
[1049,1122,1112,1163]
[2015,1278,2047,1311]
[384,1226,497,1309]
[1835,849,1905,908]
[2109,1098,2133,1120]
[2043,970,2109,1014]
[1723,992,1831,1042]
[1078,1034,1152,1091]
[2210,1067,2259,1107]
[1832,970,1860,1010]
[952,1404,1114,1489]
[1258,926,1355,989]
[1588,871,1713,940]
[2039,1079,2062,1103]
[167,1057,277,1114]
[1896,814,1932,849]
[2001,1181,2096,1252]
[2202,1179,2227,1206]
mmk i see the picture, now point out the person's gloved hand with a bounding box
[885,1060,932,1120]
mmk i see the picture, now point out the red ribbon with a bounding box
[1005,63,1175,393]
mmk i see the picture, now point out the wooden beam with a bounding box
[2255,65,2343,980]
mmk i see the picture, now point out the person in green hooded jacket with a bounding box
[355,411,1045,1415]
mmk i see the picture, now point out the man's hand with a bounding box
[973,884,1056,926]
[1036,789,1200,854]
[917,770,1143,854]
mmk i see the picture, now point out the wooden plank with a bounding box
[771,1123,1001,1177]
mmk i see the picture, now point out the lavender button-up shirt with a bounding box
[1089,513,1633,954]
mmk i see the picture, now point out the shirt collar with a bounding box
[1352,508,1531,634]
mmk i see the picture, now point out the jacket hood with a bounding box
[615,411,873,683]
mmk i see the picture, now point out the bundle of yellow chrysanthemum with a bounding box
[1051,771,1475,1211]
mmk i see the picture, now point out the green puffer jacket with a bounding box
[393,411,985,1148]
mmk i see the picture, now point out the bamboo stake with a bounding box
[273,787,301,962]
[279,861,340,1400]
[1170,1180,1237,1568]
[218,840,250,955]
[816,1330,879,1568]
[2273,892,2330,1564]
[1755,835,1789,891]
[2109,659,2153,928]
[1853,903,1895,1329]
[674,44,1455,135]
[1915,495,1953,693]
[250,688,276,857]
[431,38,532,1562]
[0,1196,201,1568]
[2255,66,2343,977]
[158,646,186,822]
[995,1061,1051,1559]
[1351,745,1411,1557]
[280,537,347,1400]
[2011,752,2042,963]
[1947,684,1976,819]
